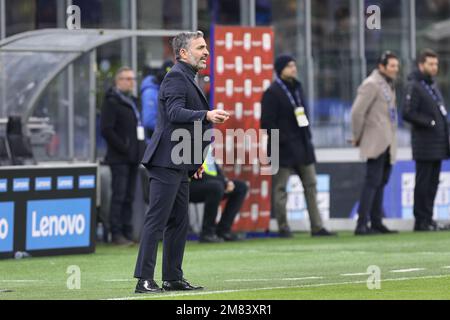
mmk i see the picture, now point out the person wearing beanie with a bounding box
[261,54,336,238]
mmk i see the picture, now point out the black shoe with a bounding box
[414,221,436,232]
[279,227,293,238]
[135,279,163,294]
[355,225,380,236]
[371,224,399,234]
[112,235,134,246]
[124,233,139,245]
[311,228,337,237]
[217,231,240,241]
[162,279,204,291]
[199,234,224,243]
[429,220,450,231]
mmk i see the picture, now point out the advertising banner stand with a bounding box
[211,26,274,232]
[0,164,97,260]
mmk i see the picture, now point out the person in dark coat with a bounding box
[100,67,146,246]
[133,31,230,294]
[402,49,450,232]
[261,54,336,238]
[190,149,248,243]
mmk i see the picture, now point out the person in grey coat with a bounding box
[351,51,400,236]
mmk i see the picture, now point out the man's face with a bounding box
[180,37,209,71]
[419,57,439,78]
[379,58,400,80]
[280,61,298,80]
[116,70,136,93]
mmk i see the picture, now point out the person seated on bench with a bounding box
[189,149,248,243]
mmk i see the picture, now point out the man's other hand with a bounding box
[225,181,235,193]
[193,165,204,180]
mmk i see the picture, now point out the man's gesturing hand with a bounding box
[206,109,230,124]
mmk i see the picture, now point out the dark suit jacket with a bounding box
[100,87,146,165]
[261,79,316,167]
[402,70,450,161]
[141,61,212,173]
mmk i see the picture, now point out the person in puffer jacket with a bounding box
[140,60,174,141]
[402,49,450,232]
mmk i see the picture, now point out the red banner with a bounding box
[211,26,274,232]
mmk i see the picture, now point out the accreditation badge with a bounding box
[295,107,309,128]
[439,105,448,117]
[389,106,397,123]
[137,126,145,141]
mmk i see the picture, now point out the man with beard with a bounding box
[261,54,336,238]
[351,51,400,236]
[134,31,230,293]
[403,49,450,232]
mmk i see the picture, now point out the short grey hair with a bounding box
[172,31,204,60]
[114,66,133,84]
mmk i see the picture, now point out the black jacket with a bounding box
[261,79,316,167]
[402,70,450,161]
[141,61,212,173]
[100,87,146,165]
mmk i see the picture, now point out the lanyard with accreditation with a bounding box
[115,88,146,141]
[275,77,309,128]
[420,80,448,117]
[379,81,397,124]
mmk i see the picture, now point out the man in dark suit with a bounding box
[100,67,146,246]
[403,49,450,232]
[261,54,336,238]
[134,31,230,294]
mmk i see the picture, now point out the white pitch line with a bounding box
[106,274,450,300]
[282,277,324,281]
[224,277,323,282]
[103,279,135,282]
[340,273,370,277]
[390,268,426,273]
[224,279,276,282]
[0,280,44,283]
[442,266,450,269]
[105,277,324,283]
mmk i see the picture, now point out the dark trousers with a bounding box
[109,164,139,238]
[134,166,189,281]
[357,149,392,227]
[190,179,248,235]
[414,160,442,224]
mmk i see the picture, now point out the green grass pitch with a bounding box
[1,231,450,300]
